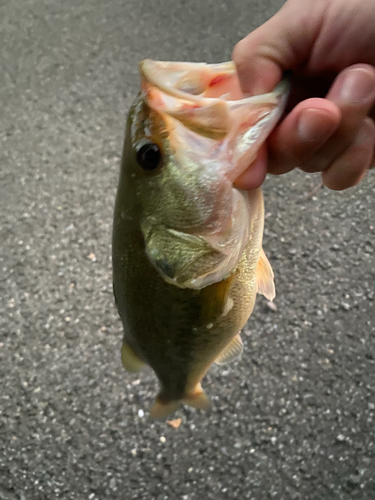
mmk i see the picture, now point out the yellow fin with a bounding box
[183,383,210,410]
[150,399,182,420]
[150,384,210,419]
[121,342,145,373]
[256,248,275,301]
[200,272,235,324]
[215,334,243,365]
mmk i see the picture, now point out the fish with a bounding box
[112,59,289,418]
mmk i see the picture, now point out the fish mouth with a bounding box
[140,59,287,103]
[140,60,244,102]
[139,59,289,180]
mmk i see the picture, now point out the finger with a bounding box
[232,0,326,94]
[234,145,268,190]
[268,64,375,175]
[322,118,375,190]
[267,98,341,175]
[310,64,375,170]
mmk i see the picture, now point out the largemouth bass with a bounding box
[112,59,289,418]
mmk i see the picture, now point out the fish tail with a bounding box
[149,384,210,419]
[150,398,182,420]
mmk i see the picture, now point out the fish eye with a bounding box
[136,143,162,171]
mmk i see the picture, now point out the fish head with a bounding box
[123,59,289,289]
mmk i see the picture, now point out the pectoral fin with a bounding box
[121,342,145,373]
[256,248,275,301]
[200,272,235,324]
[215,334,243,365]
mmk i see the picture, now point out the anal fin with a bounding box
[121,341,145,373]
[215,334,243,365]
[256,248,275,301]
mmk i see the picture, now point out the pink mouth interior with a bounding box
[203,72,244,100]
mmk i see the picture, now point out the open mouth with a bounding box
[139,59,281,103]
[154,61,245,101]
[139,59,289,180]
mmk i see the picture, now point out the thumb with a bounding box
[232,0,324,95]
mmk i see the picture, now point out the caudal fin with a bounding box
[150,399,182,420]
[150,384,210,419]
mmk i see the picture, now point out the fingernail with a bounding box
[340,68,375,103]
[354,117,375,145]
[298,108,337,143]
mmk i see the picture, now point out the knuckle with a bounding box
[231,39,247,68]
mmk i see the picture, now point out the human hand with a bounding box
[232,0,375,191]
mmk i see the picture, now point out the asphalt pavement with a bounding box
[1,0,374,499]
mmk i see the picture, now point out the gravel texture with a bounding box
[1,1,374,499]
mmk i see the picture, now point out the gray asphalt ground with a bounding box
[1,0,374,499]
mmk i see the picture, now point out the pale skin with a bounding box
[232,0,375,191]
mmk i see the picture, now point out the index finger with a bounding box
[232,0,325,95]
